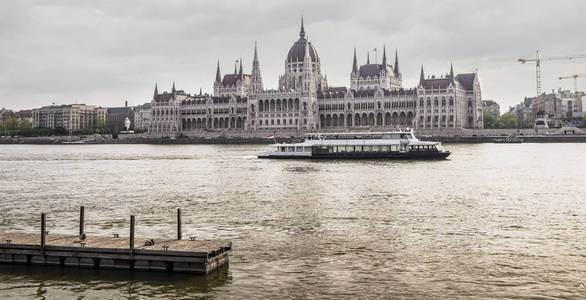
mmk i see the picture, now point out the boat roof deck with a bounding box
[270,139,439,147]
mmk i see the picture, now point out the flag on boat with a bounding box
[266,134,275,138]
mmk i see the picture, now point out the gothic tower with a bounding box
[251,42,263,93]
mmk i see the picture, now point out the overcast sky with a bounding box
[1,0,585,112]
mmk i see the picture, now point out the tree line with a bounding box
[0,118,113,137]
[483,111,534,129]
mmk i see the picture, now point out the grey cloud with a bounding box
[1,0,585,110]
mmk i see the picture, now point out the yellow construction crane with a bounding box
[558,74,586,93]
[558,74,586,116]
[518,51,586,117]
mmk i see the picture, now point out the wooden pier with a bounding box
[0,208,231,274]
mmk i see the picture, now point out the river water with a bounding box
[0,143,584,299]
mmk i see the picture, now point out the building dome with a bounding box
[286,18,319,63]
[287,38,319,63]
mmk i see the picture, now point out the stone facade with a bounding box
[556,89,584,118]
[32,104,106,131]
[148,19,484,138]
[133,103,151,132]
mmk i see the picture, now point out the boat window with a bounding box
[363,145,371,152]
[355,146,363,152]
[382,134,391,139]
[347,146,354,152]
[280,147,286,152]
[391,134,400,139]
[288,147,295,152]
[372,145,380,152]
[296,147,303,152]
[390,145,398,152]
[338,146,346,153]
[381,145,389,152]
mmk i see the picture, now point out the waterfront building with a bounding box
[149,19,484,137]
[15,110,33,123]
[106,103,134,132]
[482,100,500,118]
[32,104,106,131]
[556,89,584,118]
[133,103,152,132]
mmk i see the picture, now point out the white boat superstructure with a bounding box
[258,130,450,159]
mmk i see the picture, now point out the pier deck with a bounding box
[0,232,231,274]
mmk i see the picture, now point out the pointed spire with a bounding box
[238,58,243,78]
[215,60,221,82]
[394,49,400,76]
[419,65,425,86]
[251,41,263,92]
[352,48,358,73]
[199,87,202,95]
[234,61,237,75]
[153,83,158,99]
[172,81,176,93]
[253,41,259,63]
[449,63,454,83]
[381,45,387,68]
[300,14,305,39]
[367,51,370,64]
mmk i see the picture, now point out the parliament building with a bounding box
[149,19,483,137]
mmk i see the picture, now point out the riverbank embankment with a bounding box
[2,134,586,144]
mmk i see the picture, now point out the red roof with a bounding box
[456,73,475,90]
[287,38,319,63]
[422,78,450,89]
[358,64,393,78]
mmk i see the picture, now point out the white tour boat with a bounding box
[258,130,450,159]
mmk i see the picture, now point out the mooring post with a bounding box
[40,213,46,252]
[177,208,182,240]
[129,215,135,257]
[79,206,85,236]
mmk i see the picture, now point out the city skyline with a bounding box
[1,0,586,111]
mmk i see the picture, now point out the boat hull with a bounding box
[258,151,450,160]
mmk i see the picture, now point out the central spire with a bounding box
[352,48,358,73]
[300,14,305,39]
